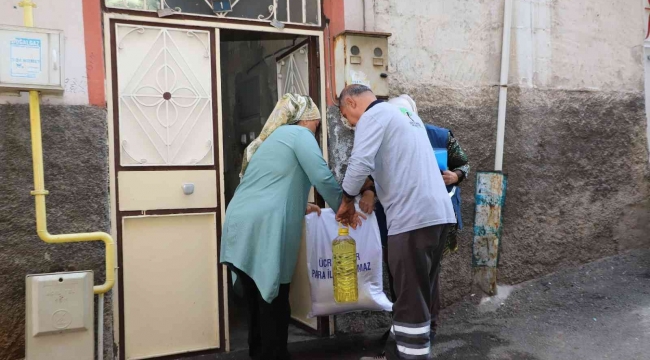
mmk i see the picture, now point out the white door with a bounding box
[113,22,221,359]
[276,41,324,332]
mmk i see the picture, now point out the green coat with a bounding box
[220,125,342,303]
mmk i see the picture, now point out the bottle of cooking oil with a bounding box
[332,225,358,303]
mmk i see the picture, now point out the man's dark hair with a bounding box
[338,84,373,105]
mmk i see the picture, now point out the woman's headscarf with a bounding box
[240,93,321,178]
[388,94,418,116]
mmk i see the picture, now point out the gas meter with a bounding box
[0,25,64,93]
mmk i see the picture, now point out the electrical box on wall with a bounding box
[0,25,64,93]
[334,31,391,98]
[26,271,94,360]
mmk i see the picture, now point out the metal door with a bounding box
[112,22,222,359]
[277,42,310,98]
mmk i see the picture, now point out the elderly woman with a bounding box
[220,94,344,360]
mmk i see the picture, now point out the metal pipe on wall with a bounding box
[472,0,513,297]
[362,0,366,31]
[27,70,116,295]
[20,0,116,298]
[98,293,104,360]
[20,2,115,357]
[494,0,513,171]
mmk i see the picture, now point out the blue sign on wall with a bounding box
[10,37,42,79]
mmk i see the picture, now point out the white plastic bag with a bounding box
[305,208,393,317]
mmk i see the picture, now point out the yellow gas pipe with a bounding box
[20,0,115,294]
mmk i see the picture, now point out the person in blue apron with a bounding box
[359,94,470,348]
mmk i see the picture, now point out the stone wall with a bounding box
[327,0,650,334]
[328,87,650,334]
[0,104,111,360]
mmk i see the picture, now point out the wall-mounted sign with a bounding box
[0,25,64,93]
[10,37,42,79]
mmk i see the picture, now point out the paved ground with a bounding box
[192,250,650,360]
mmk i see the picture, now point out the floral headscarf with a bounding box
[240,93,321,178]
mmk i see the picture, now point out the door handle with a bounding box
[182,183,195,195]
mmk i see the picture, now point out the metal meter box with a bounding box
[26,271,94,360]
[334,30,391,98]
[0,25,64,93]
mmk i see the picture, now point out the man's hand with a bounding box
[336,198,368,229]
[359,190,376,214]
[336,198,356,226]
[442,170,459,185]
[306,203,321,216]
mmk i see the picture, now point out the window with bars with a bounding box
[105,0,322,27]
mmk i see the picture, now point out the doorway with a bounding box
[110,21,222,360]
[219,29,324,352]
[107,16,328,357]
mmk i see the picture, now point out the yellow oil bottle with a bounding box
[332,226,358,303]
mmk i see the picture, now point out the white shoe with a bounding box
[359,355,387,360]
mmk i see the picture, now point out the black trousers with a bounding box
[383,248,442,336]
[384,224,450,360]
[233,268,292,360]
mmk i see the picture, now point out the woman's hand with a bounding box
[442,170,459,185]
[306,203,321,216]
[359,190,376,214]
[351,211,367,229]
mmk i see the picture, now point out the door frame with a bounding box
[103,12,329,359]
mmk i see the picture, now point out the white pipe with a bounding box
[362,0,366,31]
[494,0,513,171]
[97,293,104,360]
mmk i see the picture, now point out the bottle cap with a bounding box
[338,223,349,236]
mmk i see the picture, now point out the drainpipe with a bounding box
[362,0,366,31]
[494,0,513,171]
[19,0,116,294]
[472,0,513,297]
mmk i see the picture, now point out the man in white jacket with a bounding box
[336,84,456,360]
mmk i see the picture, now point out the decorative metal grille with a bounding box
[105,0,321,27]
[276,44,309,98]
[116,25,214,166]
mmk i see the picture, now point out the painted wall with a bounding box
[366,0,644,92]
[0,1,110,359]
[329,0,650,334]
[0,0,93,105]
